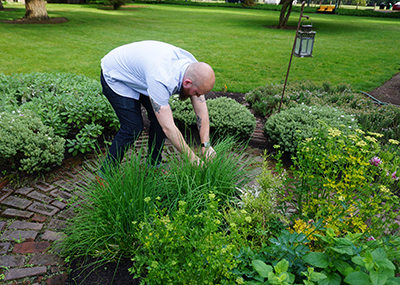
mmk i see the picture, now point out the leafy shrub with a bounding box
[244,84,283,117]
[277,127,400,239]
[130,195,243,285]
[264,105,359,154]
[245,81,353,118]
[246,81,400,145]
[0,109,65,173]
[170,96,256,141]
[226,151,287,247]
[0,72,119,159]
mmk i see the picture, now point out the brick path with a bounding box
[0,131,266,285]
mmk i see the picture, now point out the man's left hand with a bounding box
[202,146,216,160]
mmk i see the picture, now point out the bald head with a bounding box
[184,62,215,94]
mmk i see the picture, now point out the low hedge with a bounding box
[170,96,256,141]
[264,104,359,153]
[0,109,65,173]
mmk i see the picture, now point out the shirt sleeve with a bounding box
[147,77,172,106]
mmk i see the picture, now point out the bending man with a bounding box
[99,40,216,177]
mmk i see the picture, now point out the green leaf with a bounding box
[371,248,388,261]
[386,277,400,285]
[274,259,289,275]
[352,256,365,267]
[332,259,353,276]
[344,271,372,285]
[375,259,395,270]
[319,272,341,285]
[310,272,327,282]
[370,270,389,285]
[303,252,330,268]
[252,259,273,278]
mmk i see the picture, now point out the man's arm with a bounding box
[150,97,202,165]
[190,95,216,158]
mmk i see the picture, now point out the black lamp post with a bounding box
[278,1,316,113]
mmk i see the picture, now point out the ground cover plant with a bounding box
[1,3,400,94]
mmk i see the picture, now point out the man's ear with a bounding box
[182,79,192,88]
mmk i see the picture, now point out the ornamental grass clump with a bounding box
[59,137,256,262]
[277,127,400,239]
[0,109,65,173]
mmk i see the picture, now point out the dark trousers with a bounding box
[99,72,166,175]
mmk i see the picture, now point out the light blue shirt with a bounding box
[101,40,197,106]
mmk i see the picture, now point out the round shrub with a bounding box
[0,109,65,173]
[264,105,359,154]
[170,96,256,140]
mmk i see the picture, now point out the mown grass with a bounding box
[0,3,399,93]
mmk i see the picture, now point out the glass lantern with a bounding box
[294,24,316,58]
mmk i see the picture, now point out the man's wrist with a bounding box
[201,141,211,148]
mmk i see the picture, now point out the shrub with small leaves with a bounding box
[264,105,359,154]
[0,109,65,173]
[130,194,243,285]
[170,96,256,141]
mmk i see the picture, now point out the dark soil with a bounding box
[367,72,400,106]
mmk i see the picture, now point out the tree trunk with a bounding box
[0,1,5,10]
[24,0,49,20]
[278,0,293,29]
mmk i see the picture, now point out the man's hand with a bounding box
[202,146,216,160]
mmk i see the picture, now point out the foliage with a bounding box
[170,96,256,141]
[246,81,400,145]
[88,0,126,9]
[59,138,255,259]
[245,81,351,118]
[226,151,287,247]
[233,230,312,284]
[130,195,243,285]
[303,228,400,285]
[0,109,65,173]
[66,123,104,156]
[264,104,359,154]
[336,7,400,18]
[277,127,400,239]
[0,72,119,160]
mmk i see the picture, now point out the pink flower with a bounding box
[367,236,375,241]
[369,156,382,166]
[392,172,399,180]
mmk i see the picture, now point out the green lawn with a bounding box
[1,3,399,93]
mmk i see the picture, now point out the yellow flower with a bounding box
[365,136,377,143]
[209,193,216,200]
[389,139,399,145]
[328,128,342,137]
[245,216,252,223]
[368,131,384,138]
[144,197,151,203]
[356,140,367,147]
[355,129,365,134]
[379,185,390,194]
[236,277,245,284]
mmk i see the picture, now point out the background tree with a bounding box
[0,1,5,10]
[243,0,256,7]
[24,0,49,20]
[278,0,294,29]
